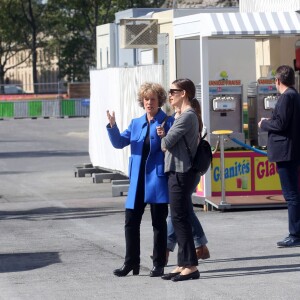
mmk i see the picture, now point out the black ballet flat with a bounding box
[113,264,140,277]
[171,270,200,282]
[161,272,180,280]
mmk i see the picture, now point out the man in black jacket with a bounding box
[259,65,300,247]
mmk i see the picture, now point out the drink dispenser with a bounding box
[213,96,236,111]
[264,95,278,110]
[247,80,278,147]
[209,83,244,149]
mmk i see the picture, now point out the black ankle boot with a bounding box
[113,264,140,277]
[150,266,164,277]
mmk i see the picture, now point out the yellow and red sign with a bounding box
[196,151,281,196]
[254,157,281,191]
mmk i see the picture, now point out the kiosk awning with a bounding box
[174,11,300,38]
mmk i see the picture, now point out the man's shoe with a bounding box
[277,236,300,247]
[150,266,164,277]
[196,245,210,260]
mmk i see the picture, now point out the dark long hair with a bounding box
[191,98,203,136]
[172,78,203,135]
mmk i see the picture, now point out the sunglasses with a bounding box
[168,89,183,95]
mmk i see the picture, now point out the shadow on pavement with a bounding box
[0,150,88,159]
[0,171,36,175]
[203,253,300,263]
[0,207,123,221]
[0,252,61,273]
[200,253,300,279]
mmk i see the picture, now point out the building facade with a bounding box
[4,47,61,94]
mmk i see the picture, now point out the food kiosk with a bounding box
[173,11,300,208]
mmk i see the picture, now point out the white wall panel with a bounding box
[89,65,163,174]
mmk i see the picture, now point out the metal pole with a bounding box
[219,134,227,205]
[212,130,233,207]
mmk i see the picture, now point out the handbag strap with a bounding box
[160,115,170,128]
[183,132,208,164]
[183,136,193,165]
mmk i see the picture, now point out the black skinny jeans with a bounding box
[168,169,199,267]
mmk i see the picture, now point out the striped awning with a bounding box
[174,11,300,37]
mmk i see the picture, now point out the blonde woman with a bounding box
[107,82,174,277]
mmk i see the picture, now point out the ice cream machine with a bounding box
[208,82,244,149]
[247,79,278,147]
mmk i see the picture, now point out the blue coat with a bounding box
[107,109,174,209]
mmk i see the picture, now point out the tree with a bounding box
[45,0,118,81]
[45,0,92,81]
[0,0,30,91]
[46,0,166,81]
[7,0,49,93]
[1,0,169,86]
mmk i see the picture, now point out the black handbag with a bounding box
[183,133,212,175]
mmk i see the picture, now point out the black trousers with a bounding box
[168,170,198,267]
[277,161,300,238]
[124,187,168,267]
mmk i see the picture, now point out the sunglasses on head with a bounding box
[168,89,183,95]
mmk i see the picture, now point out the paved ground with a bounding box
[0,117,299,300]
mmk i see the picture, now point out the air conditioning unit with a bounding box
[120,19,158,49]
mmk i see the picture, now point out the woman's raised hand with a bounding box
[106,110,116,128]
[156,125,165,138]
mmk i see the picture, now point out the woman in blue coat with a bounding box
[106,82,174,277]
